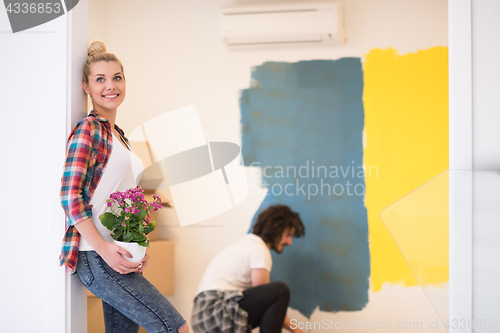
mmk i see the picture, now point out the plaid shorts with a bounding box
[191,290,250,333]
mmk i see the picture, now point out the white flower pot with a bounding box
[113,240,146,263]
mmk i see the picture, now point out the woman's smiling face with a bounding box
[83,60,125,112]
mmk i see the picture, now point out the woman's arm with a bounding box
[60,119,96,226]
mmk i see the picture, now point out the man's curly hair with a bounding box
[252,205,305,248]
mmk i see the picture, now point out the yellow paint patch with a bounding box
[363,47,449,291]
[381,171,449,287]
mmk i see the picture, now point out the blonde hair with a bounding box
[82,40,126,85]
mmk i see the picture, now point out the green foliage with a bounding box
[100,212,121,231]
[99,187,160,248]
[137,207,146,222]
[137,240,150,248]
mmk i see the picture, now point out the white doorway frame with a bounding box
[61,1,477,332]
[449,0,473,332]
[65,1,89,332]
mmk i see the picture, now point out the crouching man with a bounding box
[191,204,305,333]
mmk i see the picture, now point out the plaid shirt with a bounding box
[191,290,250,333]
[59,110,141,274]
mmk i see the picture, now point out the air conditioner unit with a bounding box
[220,1,346,49]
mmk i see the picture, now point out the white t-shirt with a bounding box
[79,133,144,251]
[196,234,273,293]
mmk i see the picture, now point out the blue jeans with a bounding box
[77,251,186,333]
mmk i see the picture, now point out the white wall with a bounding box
[89,0,448,330]
[472,0,500,169]
[449,0,472,331]
[0,15,67,333]
[471,0,500,330]
[0,2,88,332]
[0,11,65,333]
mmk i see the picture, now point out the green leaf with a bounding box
[133,232,146,242]
[100,212,120,230]
[111,232,123,242]
[123,232,134,242]
[114,228,124,239]
[137,240,150,248]
[137,207,146,223]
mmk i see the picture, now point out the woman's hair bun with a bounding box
[88,40,107,57]
[82,39,124,85]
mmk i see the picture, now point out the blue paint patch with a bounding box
[240,59,369,316]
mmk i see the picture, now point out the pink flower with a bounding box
[125,216,129,220]
[121,222,126,226]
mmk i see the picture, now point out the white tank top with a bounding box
[79,133,144,251]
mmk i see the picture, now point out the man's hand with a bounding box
[283,316,304,333]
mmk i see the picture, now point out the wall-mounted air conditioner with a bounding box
[220,1,346,49]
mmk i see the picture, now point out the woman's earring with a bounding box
[86,94,93,111]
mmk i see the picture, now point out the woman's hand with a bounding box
[75,218,141,274]
[137,248,150,273]
[97,241,142,274]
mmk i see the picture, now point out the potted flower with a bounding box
[100,186,162,263]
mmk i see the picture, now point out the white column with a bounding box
[449,0,473,332]
[471,0,500,331]
[66,3,90,332]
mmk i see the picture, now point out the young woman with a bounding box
[59,40,189,333]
